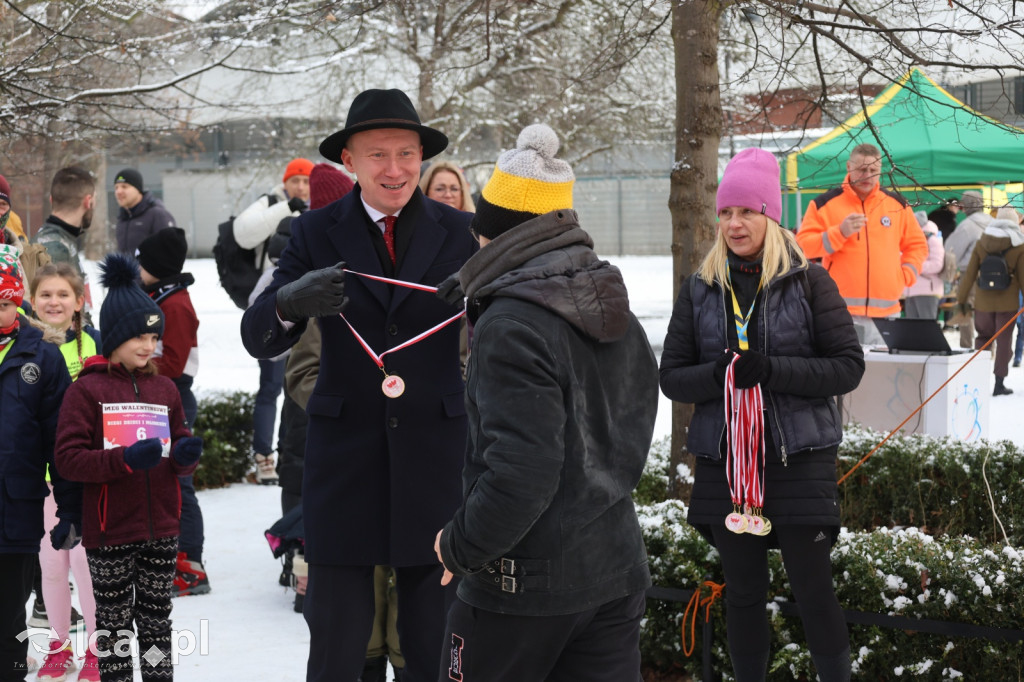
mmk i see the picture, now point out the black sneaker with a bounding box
[27,598,47,628]
[360,657,388,682]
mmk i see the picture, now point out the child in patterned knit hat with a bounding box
[0,241,79,681]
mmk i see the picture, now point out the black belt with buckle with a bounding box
[480,557,550,594]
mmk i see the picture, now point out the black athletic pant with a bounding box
[0,553,34,682]
[304,563,456,682]
[711,524,848,676]
[438,590,646,682]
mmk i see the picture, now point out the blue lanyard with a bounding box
[727,272,760,351]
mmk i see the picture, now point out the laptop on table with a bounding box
[871,318,967,355]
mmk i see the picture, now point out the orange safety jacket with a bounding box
[796,176,927,317]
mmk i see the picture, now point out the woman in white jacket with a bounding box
[903,211,945,319]
[233,158,313,273]
[235,158,312,483]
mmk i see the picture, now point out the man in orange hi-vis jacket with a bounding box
[796,143,927,345]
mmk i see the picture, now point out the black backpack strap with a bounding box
[258,193,280,269]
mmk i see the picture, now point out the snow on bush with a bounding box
[637,427,1024,679]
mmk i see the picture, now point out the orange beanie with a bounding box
[283,158,315,183]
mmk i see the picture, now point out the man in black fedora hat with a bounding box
[241,88,476,682]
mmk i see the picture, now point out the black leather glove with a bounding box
[50,518,80,551]
[436,273,465,308]
[276,262,348,322]
[287,197,307,213]
[124,437,164,470]
[713,351,734,387]
[172,437,203,467]
[733,350,771,389]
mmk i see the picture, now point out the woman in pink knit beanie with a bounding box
[659,147,864,682]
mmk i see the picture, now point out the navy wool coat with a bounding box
[0,317,76,554]
[241,186,476,566]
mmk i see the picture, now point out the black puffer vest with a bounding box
[688,267,843,462]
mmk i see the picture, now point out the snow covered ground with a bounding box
[25,256,1024,680]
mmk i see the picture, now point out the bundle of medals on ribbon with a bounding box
[723,355,771,536]
[339,269,465,399]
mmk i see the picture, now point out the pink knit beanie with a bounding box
[716,148,782,223]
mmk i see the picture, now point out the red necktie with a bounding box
[383,216,397,266]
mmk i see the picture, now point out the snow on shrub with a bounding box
[637,427,1024,679]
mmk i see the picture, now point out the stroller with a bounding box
[264,505,307,612]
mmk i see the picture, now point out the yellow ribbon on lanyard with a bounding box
[727,271,760,351]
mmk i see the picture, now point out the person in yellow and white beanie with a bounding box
[470,124,575,240]
[434,123,659,681]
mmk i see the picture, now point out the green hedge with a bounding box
[838,427,1024,545]
[638,429,1024,680]
[190,390,255,490]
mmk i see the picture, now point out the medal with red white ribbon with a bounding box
[723,354,771,535]
[339,269,464,398]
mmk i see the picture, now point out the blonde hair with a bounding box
[419,161,476,212]
[697,218,808,287]
[30,262,86,361]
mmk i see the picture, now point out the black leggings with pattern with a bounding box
[86,536,178,682]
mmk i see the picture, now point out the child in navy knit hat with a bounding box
[55,253,203,682]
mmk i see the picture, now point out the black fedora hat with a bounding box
[319,89,448,163]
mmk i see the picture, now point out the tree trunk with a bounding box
[87,153,109,260]
[668,0,723,501]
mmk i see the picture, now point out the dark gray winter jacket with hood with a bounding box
[438,209,659,616]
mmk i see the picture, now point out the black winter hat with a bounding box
[99,253,164,358]
[136,227,188,279]
[318,89,448,163]
[114,168,144,194]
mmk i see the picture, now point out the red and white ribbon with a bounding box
[343,269,441,294]
[722,354,768,535]
[339,268,465,372]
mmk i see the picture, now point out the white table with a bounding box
[843,349,991,442]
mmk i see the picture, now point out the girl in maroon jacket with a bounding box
[55,254,202,682]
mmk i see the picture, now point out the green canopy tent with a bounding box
[781,68,1024,228]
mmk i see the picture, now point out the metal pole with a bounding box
[617,176,624,256]
[702,573,718,681]
[702,601,715,681]
[190,185,198,259]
